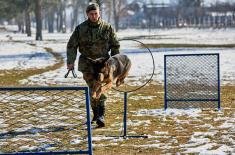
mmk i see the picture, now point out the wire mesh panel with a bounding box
[0,87,92,155]
[164,53,220,109]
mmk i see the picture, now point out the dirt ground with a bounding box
[92,84,235,154]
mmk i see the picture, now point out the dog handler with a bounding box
[66,3,120,127]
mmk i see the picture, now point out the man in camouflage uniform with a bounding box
[66,3,120,128]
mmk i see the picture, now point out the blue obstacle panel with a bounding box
[0,87,93,155]
[164,53,220,109]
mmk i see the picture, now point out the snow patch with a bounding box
[0,42,56,70]
[183,144,234,155]
[127,120,151,126]
[135,108,202,117]
[154,131,168,135]
[129,95,156,100]
[219,119,235,129]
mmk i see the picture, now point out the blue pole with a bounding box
[164,55,167,110]
[123,92,128,138]
[85,87,93,155]
[217,54,221,110]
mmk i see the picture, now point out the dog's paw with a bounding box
[91,92,97,99]
[98,73,104,82]
[116,79,125,87]
[100,87,104,92]
[95,88,104,99]
[116,81,121,87]
[96,93,102,99]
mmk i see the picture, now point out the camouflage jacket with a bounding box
[67,18,120,65]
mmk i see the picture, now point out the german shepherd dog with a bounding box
[89,54,131,99]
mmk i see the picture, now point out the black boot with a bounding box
[96,110,105,128]
[90,96,99,124]
[91,108,98,124]
[96,94,106,128]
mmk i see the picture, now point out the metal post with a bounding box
[123,92,128,138]
[0,87,93,155]
[85,87,93,155]
[106,91,147,139]
[164,55,167,110]
[217,54,221,110]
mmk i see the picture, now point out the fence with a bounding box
[164,53,220,109]
[0,87,92,155]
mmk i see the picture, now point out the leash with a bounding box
[64,69,77,78]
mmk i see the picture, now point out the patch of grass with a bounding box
[92,84,235,154]
[0,47,64,86]
[0,43,234,154]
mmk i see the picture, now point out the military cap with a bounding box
[86,3,99,13]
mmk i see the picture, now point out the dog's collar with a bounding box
[81,55,110,61]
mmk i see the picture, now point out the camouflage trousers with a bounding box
[82,72,107,112]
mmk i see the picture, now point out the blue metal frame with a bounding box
[85,87,93,155]
[164,55,167,110]
[0,86,93,155]
[122,92,148,139]
[164,53,220,110]
[0,86,87,91]
[164,53,220,57]
[217,54,221,110]
[107,92,148,139]
[123,92,127,138]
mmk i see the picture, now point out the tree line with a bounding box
[0,0,68,40]
[0,0,128,40]
[0,0,234,40]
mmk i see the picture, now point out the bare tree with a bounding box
[103,0,112,23]
[47,7,55,33]
[112,0,127,32]
[112,0,118,31]
[16,14,25,33]
[24,0,31,36]
[177,0,203,27]
[35,0,42,40]
[57,0,66,33]
[71,0,88,31]
[71,0,80,31]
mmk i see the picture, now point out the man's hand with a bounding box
[67,64,74,70]
[65,64,77,78]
